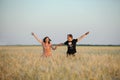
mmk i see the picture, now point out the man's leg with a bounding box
[72,53,75,56]
[66,53,69,57]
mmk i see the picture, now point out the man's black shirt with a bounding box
[64,39,78,54]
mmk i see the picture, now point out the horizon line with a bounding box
[0,44,120,46]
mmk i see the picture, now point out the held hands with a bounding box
[55,46,57,50]
[57,43,63,46]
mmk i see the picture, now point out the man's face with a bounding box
[67,36,73,41]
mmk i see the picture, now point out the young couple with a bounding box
[32,32,89,57]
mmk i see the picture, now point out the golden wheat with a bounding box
[0,46,120,80]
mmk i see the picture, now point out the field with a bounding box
[0,46,120,80]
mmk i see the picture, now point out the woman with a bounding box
[32,32,57,57]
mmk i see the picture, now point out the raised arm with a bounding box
[31,32,43,44]
[77,32,90,42]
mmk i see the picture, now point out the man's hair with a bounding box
[67,34,73,38]
[43,36,51,44]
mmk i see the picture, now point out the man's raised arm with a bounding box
[77,32,90,42]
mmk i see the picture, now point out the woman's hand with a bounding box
[31,32,34,36]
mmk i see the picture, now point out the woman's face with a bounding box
[45,37,50,42]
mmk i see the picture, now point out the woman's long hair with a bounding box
[43,36,51,44]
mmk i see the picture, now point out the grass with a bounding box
[0,46,120,80]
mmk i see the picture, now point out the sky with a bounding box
[0,0,120,45]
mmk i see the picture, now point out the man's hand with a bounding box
[85,32,89,35]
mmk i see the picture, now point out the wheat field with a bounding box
[0,46,120,80]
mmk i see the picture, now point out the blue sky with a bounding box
[0,0,120,45]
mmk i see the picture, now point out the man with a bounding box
[58,32,89,57]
